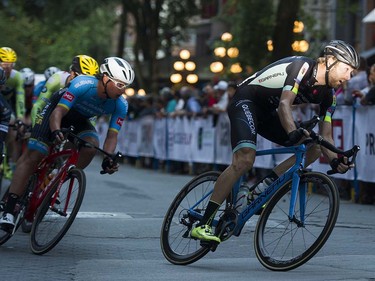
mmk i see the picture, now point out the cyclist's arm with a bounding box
[14,72,26,120]
[49,105,68,132]
[104,98,127,154]
[318,120,353,173]
[278,90,298,133]
[103,130,118,154]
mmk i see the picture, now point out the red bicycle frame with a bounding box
[24,146,79,222]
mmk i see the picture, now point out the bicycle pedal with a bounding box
[50,206,67,217]
[200,240,219,252]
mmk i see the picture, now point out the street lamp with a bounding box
[210,32,242,77]
[267,21,309,53]
[170,49,198,85]
[292,21,309,53]
[125,87,135,97]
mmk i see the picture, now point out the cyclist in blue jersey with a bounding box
[0,57,135,228]
[190,40,360,243]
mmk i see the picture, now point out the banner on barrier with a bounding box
[110,106,374,182]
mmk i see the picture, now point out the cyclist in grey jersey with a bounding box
[230,56,336,150]
[191,40,360,243]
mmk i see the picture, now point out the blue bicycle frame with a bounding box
[188,143,309,236]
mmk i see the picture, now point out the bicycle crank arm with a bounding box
[50,206,67,217]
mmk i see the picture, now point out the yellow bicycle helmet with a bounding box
[0,47,17,63]
[70,55,99,76]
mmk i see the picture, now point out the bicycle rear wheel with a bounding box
[30,168,86,255]
[160,171,226,265]
[254,172,339,271]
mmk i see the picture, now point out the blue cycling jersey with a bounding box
[33,80,46,103]
[58,75,128,133]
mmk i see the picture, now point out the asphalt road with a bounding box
[0,157,374,281]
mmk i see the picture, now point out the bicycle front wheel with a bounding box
[254,172,339,271]
[0,176,35,245]
[160,171,225,265]
[30,168,86,255]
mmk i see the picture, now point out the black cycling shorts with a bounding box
[228,89,292,153]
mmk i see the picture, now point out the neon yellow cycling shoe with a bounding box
[191,225,221,243]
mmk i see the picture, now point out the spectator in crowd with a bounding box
[171,86,201,117]
[169,89,185,117]
[227,81,237,102]
[160,87,177,115]
[211,80,229,114]
[353,63,375,105]
[126,95,143,120]
[344,56,368,105]
[184,86,202,116]
[138,95,157,118]
[201,83,217,107]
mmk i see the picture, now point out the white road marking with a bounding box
[75,212,133,219]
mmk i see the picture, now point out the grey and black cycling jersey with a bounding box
[228,56,336,152]
[235,56,335,117]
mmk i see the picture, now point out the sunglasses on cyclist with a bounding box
[107,76,127,90]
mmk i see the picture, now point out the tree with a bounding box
[228,0,275,71]
[271,0,301,62]
[0,0,118,72]
[122,0,199,95]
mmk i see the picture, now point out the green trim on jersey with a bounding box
[31,71,70,126]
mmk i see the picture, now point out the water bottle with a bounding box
[235,184,250,212]
[40,169,57,190]
[251,177,274,201]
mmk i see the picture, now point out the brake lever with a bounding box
[100,151,123,174]
[327,145,360,175]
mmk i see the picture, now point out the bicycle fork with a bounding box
[289,170,306,227]
[49,168,75,217]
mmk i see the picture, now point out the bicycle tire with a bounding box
[0,186,11,245]
[160,171,226,265]
[0,165,3,197]
[0,176,35,245]
[254,172,339,271]
[30,168,86,255]
[21,174,39,233]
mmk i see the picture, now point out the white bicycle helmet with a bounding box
[99,57,135,85]
[20,67,35,86]
[44,66,61,80]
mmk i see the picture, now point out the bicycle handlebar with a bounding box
[298,115,360,175]
[60,126,123,174]
[299,115,320,132]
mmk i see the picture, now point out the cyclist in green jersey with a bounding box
[0,47,26,177]
[20,67,35,124]
[0,67,12,161]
